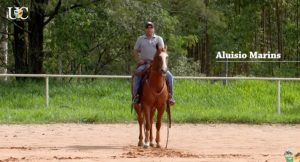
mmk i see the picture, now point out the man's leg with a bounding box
[133,75,142,104]
[133,64,146,104]
[166,71,175,105]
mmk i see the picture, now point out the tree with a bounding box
[0,3,8,79]
[44,0,177,75]
[297,0,299,76]
[1,0,299,77]
[0,0,98,77]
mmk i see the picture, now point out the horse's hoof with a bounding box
[156,144,161,148]
[138,141,143,147]
[150,143,155,147]
[143,142,149,149]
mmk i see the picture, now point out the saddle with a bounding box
[134,62,151,77]
[134,62,151,97]
[132,62,170,99]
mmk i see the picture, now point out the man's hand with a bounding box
[138,60,145,65]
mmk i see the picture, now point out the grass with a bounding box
[0,78,300,124]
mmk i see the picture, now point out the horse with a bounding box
[131,45,170,148]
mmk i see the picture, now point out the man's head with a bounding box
[144,21,155,37]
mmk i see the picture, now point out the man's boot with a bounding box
[133,94,140,104]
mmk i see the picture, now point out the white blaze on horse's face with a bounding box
[160,52,168,75]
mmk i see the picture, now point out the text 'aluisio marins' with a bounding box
[216,51,281,59]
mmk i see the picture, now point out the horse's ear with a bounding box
[156,44,162,54]
[156,44,160,51]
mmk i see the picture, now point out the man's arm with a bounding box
[133,37,144,64]
[132,49,141,62]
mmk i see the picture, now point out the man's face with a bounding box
[145,26,154,36]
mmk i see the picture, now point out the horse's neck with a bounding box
[147,56,165,91]
[148,69,165,92]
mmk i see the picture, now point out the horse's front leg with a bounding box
[150,109,155,147]
[143,104,151,148]
[135,104,144,147]
[156,105,165,148]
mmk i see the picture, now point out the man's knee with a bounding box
[135,64,147,73]
[134,75,142,83]
[166,71,173,80]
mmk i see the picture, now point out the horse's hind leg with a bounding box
[155,107,165,148]
[135,104,144,147]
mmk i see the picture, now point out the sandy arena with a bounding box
[0,124,300,162]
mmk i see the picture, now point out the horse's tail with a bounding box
[166,101,171,128]
[131,102,133,114]
[165,101,171,149]
[130,75,134,114]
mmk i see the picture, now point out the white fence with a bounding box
[1,74,300,114]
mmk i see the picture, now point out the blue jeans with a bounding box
[133,64,174,97]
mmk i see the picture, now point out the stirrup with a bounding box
[168,93,175,106]
[169,98,175,106]
[132,95,140,104]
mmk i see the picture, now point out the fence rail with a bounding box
[1,74,299,114]
[1,74,300,80]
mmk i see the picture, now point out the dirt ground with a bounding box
[0,123,300,162]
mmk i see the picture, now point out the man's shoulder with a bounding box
[154,34,163,41]
[138,35,146,39]
[136,34,164,41]
[154,34,162,38]
[135,35,146,43]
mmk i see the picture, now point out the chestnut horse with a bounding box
[131,45,170,148]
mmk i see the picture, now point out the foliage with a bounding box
[0,0,299,76]
[0,79,300,124]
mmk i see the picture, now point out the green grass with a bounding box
[0,79,300,124]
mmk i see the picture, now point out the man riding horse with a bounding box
[132,21,175,106]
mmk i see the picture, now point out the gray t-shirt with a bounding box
[134,34,164,61]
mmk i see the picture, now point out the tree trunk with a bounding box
[28,0,46,74]
[261,5,266,53]
[204,0,210,76]
[200,38,205,74]
[13,20,29,77]
[297,0,299,77]
[192,44,195,61]
[127,44,131,74]
[0,9,8,80]
[205,31,210,76]
[267,4,275,76]
[254,16,258,52]
[275,0,283,67]
[194,41,200,61]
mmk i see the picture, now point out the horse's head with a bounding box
[152,44,168,76]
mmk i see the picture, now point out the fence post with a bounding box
[223,59,228,85]
[277,80,281,114]
[45,76,49,108]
